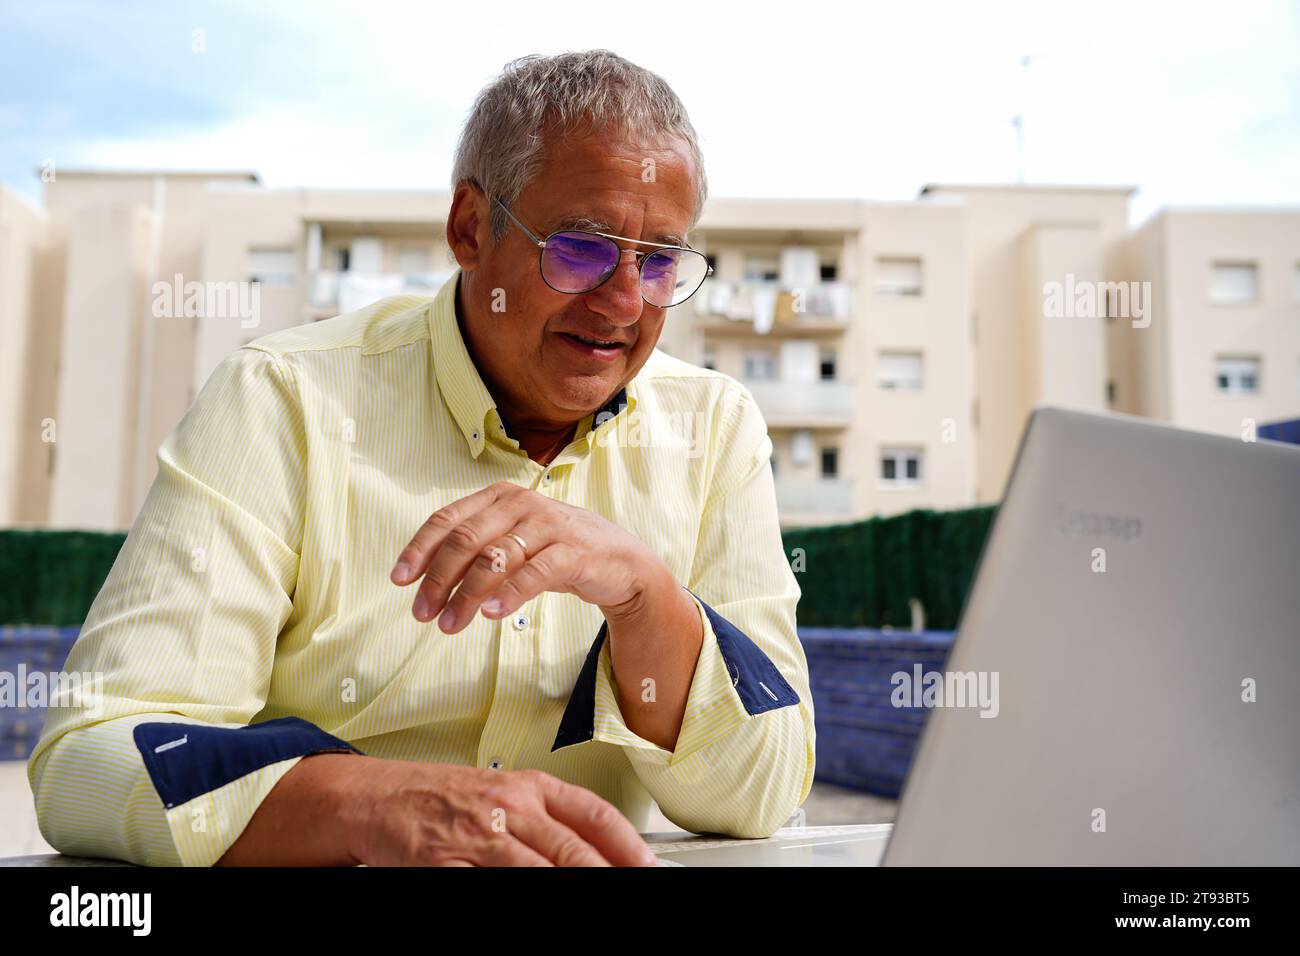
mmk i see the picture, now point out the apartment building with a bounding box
[1,170,1297,530]
[1112,209,1300,437]
[920,184,1134,500]
[681,197,973,526]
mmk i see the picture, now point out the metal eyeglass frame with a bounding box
[493,197,714,307]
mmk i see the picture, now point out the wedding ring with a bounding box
[505,532,528,557]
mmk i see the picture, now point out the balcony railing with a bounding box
[695,279,851,334]
[775,478,854,516]
[744,379,854,426]
[309,270,455,313]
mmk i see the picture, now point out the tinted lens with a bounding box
[641,248,709,307]
[541,231,620,293]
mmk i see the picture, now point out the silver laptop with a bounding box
[884,405,1300,865]
[656,406,1300,866]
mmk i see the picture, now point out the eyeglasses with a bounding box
[493,198,713,308]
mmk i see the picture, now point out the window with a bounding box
[743,348,778,381]
[397,245,431,275]
[880,448,923,488]
[877,351,923,390]
[1210,262,1258,304]
[781,340,819,383]
[779,248,820,287]
[248,248,295,286]
[791,429,814,467]
[744,255,780,283]
[820,447,839,479]
[1216,356,1260,395]
[876,256,923,296]
[350,237,383,274]
[819,350,837,381]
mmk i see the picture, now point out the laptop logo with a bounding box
[1056,504,1142,541]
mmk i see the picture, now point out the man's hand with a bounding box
[343,759,658,867]
[390,481,665,632]
[390,481,706,751]
[221,753,659,867]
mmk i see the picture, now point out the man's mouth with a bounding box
[557,332,628,360]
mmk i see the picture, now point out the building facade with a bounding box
[1,171,1297,530]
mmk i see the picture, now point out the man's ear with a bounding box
[447,181,489,271]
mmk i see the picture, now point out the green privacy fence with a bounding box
[0,529,127,627]
[783,506,998,631]
[0,506,998,630]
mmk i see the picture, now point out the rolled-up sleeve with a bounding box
[26,345,356,866]
[553,385,816,838]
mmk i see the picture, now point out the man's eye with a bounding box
[643,254,677,279]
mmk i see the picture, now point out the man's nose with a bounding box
[585,250,644,324]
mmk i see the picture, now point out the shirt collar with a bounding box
[429,270,639,460]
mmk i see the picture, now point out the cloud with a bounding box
[2,0,1298,223]
[70,103,459,191]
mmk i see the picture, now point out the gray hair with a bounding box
[452,50,708,243]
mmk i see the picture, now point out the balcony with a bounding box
[695,279,851,336]
[308,270,454,317]
[775,478,854,517]
[744,379,854,427]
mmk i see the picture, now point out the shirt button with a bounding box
[471,430,479,441]
[544,472,551,481]
[489,757,503,770]
[512,613,528,631]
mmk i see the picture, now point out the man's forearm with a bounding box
[603,565,705,752]
[217,752,365,866]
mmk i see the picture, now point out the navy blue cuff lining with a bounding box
[133,716,362,809]
[551,620,609,751]
[550,589,799,752]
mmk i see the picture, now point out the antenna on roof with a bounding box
[1010,55,1031,184]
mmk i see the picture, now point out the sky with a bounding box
[1,0,1297,225]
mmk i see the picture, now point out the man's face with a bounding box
[456,127,698,428]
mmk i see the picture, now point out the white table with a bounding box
[647,824,893,866]
[0,824,894,867]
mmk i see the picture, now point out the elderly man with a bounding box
[28,50,814,867]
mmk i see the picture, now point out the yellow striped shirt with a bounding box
[27,271,815,865]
